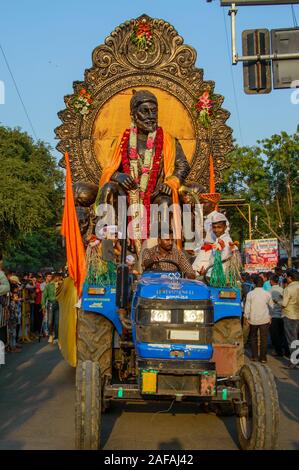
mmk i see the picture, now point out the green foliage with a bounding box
[4,229,65,273]
[219,128,299,264]
[0,125,65,271]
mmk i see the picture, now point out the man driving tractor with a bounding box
[142,229,196,279]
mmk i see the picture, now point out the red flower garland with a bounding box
[121,127,163,238]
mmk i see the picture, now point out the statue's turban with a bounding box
[130,90,158,114]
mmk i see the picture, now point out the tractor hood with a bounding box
[136,273,210,301]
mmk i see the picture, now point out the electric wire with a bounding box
[291,5,298,27]
[222,8,244,146]
[0,44,38,140]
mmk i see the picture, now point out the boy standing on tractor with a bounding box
[193,212,235,275]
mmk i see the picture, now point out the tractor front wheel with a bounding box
[75,360,101,450]
[236,362,279,450]
[213,317,245,372]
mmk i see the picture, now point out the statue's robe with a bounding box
[98,130,190,249]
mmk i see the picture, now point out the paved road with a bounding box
[0,340,298,450]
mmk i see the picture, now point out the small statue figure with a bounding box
[73,181,98,246]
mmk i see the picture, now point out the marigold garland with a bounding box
[71,87,93,116]
[130,19,153,51]
[121,126,163,241]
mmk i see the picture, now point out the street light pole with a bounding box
[229,3,238,64]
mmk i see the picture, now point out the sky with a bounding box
[0,0,298,160]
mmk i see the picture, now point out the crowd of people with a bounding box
[1,242,298,370]
[0,267,64,354]
[241,267,299,368]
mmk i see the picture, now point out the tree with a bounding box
[0,125,65,270]
[219,129,299,267]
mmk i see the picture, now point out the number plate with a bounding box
[168,330,199,341]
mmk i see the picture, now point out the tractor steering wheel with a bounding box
[143,259,184,278]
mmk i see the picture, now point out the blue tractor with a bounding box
[76,241,279,450]
[54,13,279,452]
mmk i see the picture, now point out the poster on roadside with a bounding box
[244,238,279,273]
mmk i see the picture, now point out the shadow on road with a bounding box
[0,341,69,444]
[275,370,299,423]
[101,400,238,450]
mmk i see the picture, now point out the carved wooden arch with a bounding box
[55,14,233,189]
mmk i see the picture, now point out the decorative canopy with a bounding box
[55,14,234,189]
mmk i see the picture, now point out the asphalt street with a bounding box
[0,340,298,450]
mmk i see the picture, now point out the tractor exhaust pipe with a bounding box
[115,193,132,330]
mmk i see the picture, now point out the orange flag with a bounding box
[61,152,86,296]
[209,153,216,194]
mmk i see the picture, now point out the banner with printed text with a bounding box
[244,238,278,273]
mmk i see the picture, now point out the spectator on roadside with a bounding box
[261,271,271,292]
[42,273,60,344]
[244,274,273,363]
[7,288,21,353]
[241,272,254,305]
[274,266,284,287]
[240,272,254,345]
[40,274,47,292]
[281,269,299,369]
[0,264,10,296]
[26,279,36,339]
[33,275,43,338]
[269,274,289,358]
[41,273,52,336]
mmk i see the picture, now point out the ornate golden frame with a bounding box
[55,14,233,188]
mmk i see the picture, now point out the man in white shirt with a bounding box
[281,269,299,368]
[244,274,273,363]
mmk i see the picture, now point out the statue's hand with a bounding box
[113,172,137,191]
[151,183,172,201]
[159,183,172,197]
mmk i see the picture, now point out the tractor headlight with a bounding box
[183,309,204,323]
[150,309,171,323]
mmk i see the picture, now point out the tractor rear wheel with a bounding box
[236,362,279,450]
[213,317,244,372]
[77,310,113,376]
[75,360,101,449]
[77,311,114,415]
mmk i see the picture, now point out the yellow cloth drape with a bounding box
[99,135,123,188]
[57,277,78,368]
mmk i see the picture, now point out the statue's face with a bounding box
[133,101,157,134]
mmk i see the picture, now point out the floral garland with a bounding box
[71,87,93,116]
[195,91,216,128]
[121,126,163,243]
[130,19,153,51]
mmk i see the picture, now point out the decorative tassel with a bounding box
[85,241,117,286]
[210,250,227,288]
[226,251,242,288]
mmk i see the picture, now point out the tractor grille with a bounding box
[136,298,213,345]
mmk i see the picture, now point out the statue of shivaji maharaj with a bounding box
[98,90,191,254]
